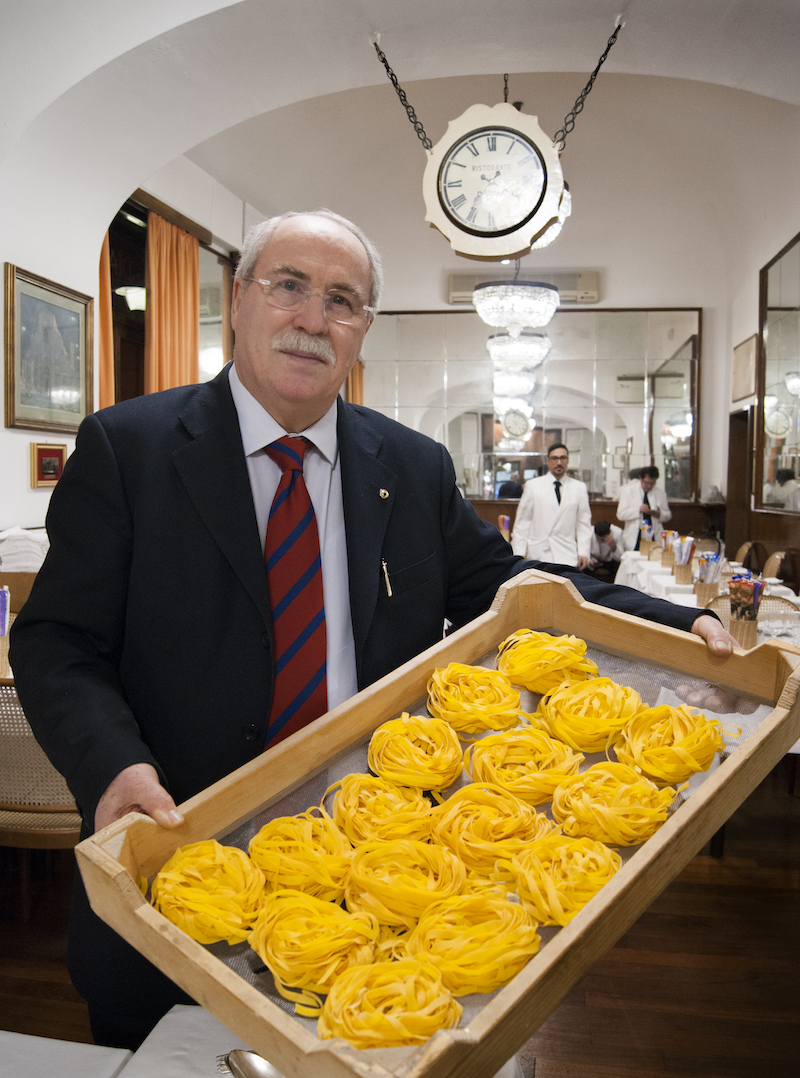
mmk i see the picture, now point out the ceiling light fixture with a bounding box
[114,285,146,311]
[487,331,552,368]
[473,280,560,337]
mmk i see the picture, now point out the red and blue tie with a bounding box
[263,436,327,747]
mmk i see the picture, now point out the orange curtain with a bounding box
[344,359,364,405]
[145,212,199,393]
[98,232,115,409]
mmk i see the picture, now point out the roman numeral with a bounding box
[486,212,496,230]
[451,194,467,210]
[486,136,496,151]
[466,142,479,157]
[467,207,477,223]
[447,180,462,188]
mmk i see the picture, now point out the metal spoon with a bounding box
[217,1049,284,1078]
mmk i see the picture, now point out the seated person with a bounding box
[589,520,623,580]
[497,478,523,498]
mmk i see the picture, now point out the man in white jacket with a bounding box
[616,466,672,549]
[511,443,592,568]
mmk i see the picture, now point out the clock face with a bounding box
[765,408,791,438]
[502,409,531,438]
[437,126,547,238]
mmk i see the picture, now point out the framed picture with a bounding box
[30,442,67,487]
[5,263,93,433]
[732,333,757,402]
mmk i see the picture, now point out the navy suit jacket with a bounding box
[11,367,703,827]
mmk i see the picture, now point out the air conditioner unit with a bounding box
[448,270,600,306]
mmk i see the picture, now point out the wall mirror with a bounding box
[759,230,800,510]
[361,308,700,501]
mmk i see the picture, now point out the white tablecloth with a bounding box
[0,1031,130,1078]
[118,1005,523,1078]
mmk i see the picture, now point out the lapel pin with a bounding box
[379,488,389,499]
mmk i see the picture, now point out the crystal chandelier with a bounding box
[493,369,536,398]
[487,331,551,368]
[473,281,560,337]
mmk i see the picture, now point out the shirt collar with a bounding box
[228,363,338,465]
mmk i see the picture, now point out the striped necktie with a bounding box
[263,436,327,747]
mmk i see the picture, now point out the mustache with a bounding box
[272,330,336,366]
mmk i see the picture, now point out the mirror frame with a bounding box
[756,227,800,513]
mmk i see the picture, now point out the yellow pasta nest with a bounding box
[405,892,541,995]
[464,727,584,805]
[536,677,644,752]
[345,838,466,929]
[509,833,622,926]
[326,773,432,845]
[429,782,552,882]
[318,958,462,1048]
[427,662,522,734]
[497,629,598,694]
[248,807,351,902]
[150,839,264,945]
[615,705,739,785]
[368,713,463,790]
[249,890,379,1017]
[552,762,677,846]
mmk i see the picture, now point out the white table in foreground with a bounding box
[0,1030,130,1078]
[118,1005,523,1078]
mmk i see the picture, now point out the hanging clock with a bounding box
[502,408,532,439]
[422,102,564,260]
[765,408,791,438]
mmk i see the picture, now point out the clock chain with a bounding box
[373,42,432,150]
[553,17,625,152]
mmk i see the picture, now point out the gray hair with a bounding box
[235,209,383,311]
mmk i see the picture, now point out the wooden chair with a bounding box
[0,606,81,920]
[734,541,753,563]
[762,551,786,579]
[706,593,799,632]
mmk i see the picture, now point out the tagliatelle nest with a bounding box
[427,662,523,734]
[344,838,466,929]
[317,958,462,1048]
[551,762,678,846]
[368,713,464,790]
[404,892,541,995]
[326,773,432,845]
[508,833,622,926]
[536,677,644,752]
[248,807,351,902]
[150,839,264,945]
[497,629,598,694]
[615,705,739,785]
[429,782,552,882]
[464,727,584,805]
[249,889,380,1017]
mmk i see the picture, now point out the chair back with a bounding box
[734,541,753,563]
[762,551,786,579]
[0,682,81,849]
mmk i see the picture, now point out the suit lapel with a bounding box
[337,400,398,671]
[172,369,271,627]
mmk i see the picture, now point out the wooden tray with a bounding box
[75,571,800,1078]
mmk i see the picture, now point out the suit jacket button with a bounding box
[242,724,260,742]
[262,632,271,649]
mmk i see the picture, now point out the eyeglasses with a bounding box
[239,276,375,326]
[548,454,569,462]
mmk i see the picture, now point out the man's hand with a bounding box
[94,762,185,832]
[606,536,617,551]
[577,555,589,570]
[690,614,737,656]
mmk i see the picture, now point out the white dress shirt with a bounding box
[228,365,358,709]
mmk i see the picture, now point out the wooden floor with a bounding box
[1,759,798,1076]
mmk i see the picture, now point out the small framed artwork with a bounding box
[30,442,67,487]
[732,334,757,402]
[5,263,93,433]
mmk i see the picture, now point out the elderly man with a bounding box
[511,443,592,568]
[617,465,672,549]
[11,210,734,1049]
